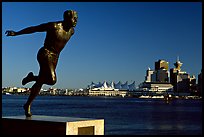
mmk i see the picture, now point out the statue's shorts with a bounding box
[37,47,59,85]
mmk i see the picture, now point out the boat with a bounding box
[4,92,12,95]
[139,95,151,98]
[152,95,164,99]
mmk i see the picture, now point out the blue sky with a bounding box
[2,2,202,89]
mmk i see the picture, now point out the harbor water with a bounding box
[2,95,202,135]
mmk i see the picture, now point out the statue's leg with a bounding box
[23,61,57,117]
[47,62,57,85]
[22,72,38,85]
[42,51,58,85]
[23,47,58,117]
[23,81,43,117]
[22,47,44,86]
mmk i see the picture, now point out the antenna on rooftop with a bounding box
[177,56,179,61]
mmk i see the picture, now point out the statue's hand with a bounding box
[5,30,16,36]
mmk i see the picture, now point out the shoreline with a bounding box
[2,93,202,100]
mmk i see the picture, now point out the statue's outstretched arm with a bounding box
[5,22,50,36]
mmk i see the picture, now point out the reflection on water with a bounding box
[2,95,202,135]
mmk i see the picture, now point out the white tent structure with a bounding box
[121,81,129,90]
[110,81,115,89]
[128,81,137,91]
[101,81,114,90]
[114,81,122,90]
[88,81,136,91]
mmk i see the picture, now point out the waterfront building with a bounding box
[155,60,169,82]
[145,60,170,83]
[139,59,177,94]
[156,69,169,82]
[88,81,136,97]
[170,57,196,93]
[145,67,154,82]
[88,90,127,97]
[138,82,173,93]
[145,60,169,83]
[88,81,136,91]
[16,87,28,93]
[2,87,29,94]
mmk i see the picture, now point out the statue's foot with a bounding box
[23,104,32,117]
[22,72,34,86]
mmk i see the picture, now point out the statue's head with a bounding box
[63,10,78,27]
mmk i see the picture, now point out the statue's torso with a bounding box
[44,22,74,54]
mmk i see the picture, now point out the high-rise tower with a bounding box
[174,56,183,70]
[154,60,169,82]
[155,59,169,70]
[170,57,196,93]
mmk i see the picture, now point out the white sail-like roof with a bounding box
[121,81,129,90]
[106,81,112,88]
[89,81,136,91]
[114,81,122,90]
[96,82,102,88]
[102,81,109,89]
[101,81,114,90]
[128,81,136,91]
[110,81,115,89]
[88,82,96,88]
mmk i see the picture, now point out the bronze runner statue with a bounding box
[5,10,78,117]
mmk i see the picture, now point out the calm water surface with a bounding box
[2,95,202,135]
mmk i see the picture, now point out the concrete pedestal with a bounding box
[2,115,104,135]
